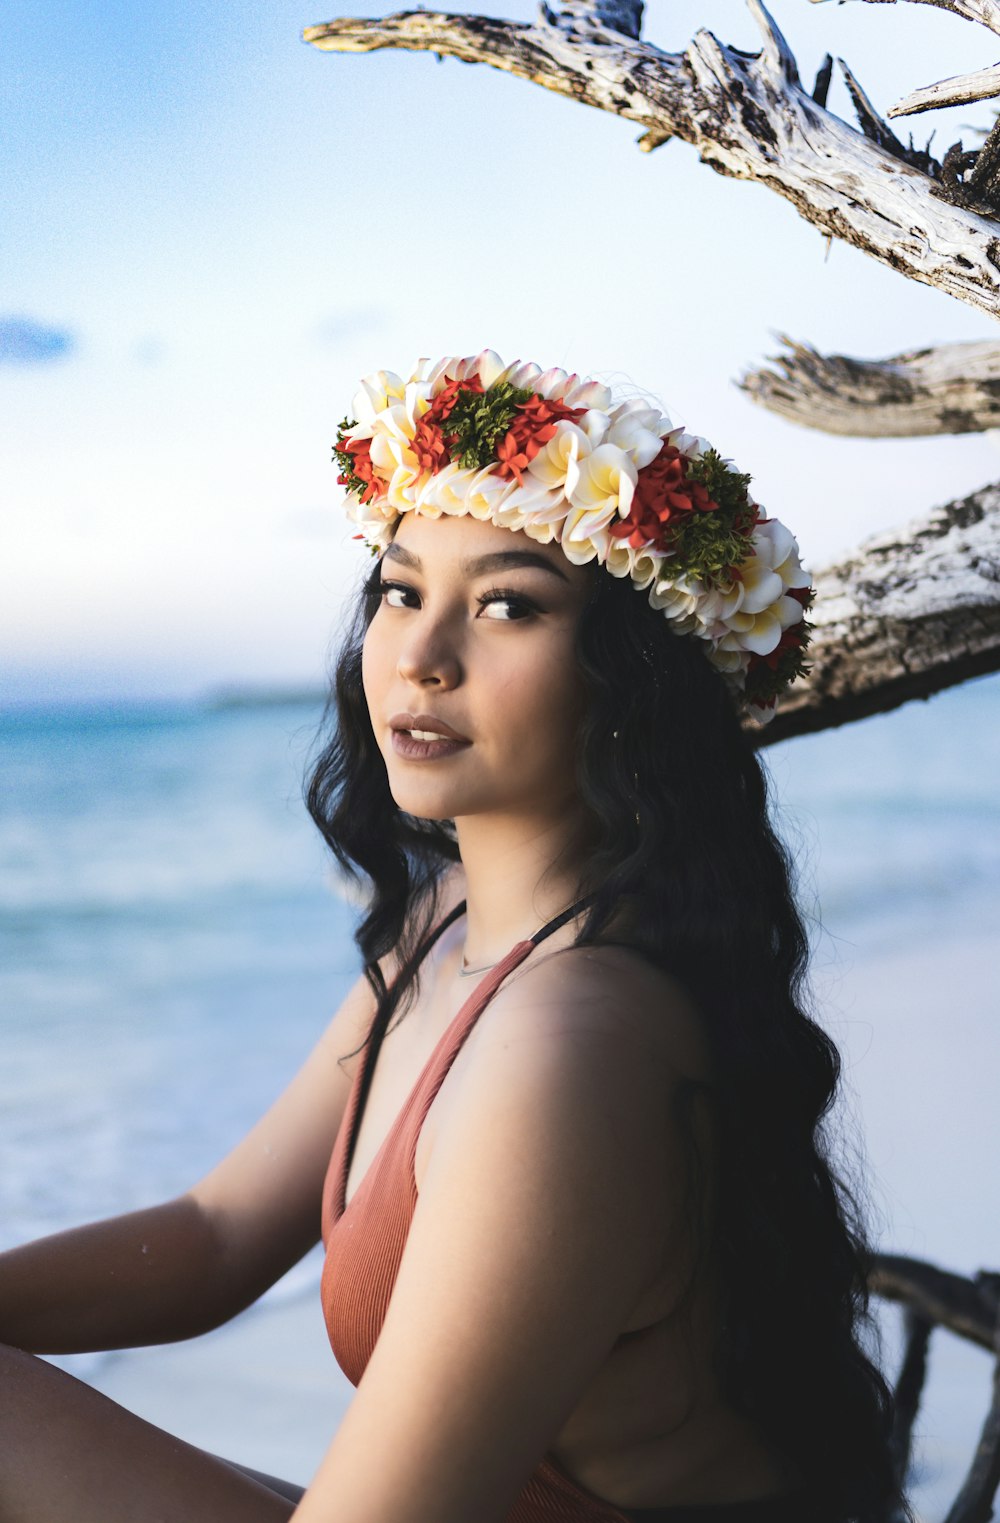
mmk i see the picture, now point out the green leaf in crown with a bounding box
[445,382,536,470]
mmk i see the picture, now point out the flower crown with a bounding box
[333,350,813,724]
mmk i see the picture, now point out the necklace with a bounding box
[457,894,588,976]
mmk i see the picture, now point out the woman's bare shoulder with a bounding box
[491,932,712,1087]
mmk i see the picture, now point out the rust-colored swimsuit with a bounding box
[319,897,817,1523]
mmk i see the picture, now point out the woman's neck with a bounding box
[450,807,596,970]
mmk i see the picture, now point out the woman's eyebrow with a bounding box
[382,541,569,583]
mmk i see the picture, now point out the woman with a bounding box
[0,350,906,1523]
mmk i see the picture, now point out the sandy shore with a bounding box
[47,929,996,1521]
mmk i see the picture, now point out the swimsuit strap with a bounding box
[397,895,468,985]
[529,890,599,946]
[346,895,469,1190]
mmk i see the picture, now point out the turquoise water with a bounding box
[2,679,998,1517]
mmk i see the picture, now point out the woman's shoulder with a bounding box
[463,922,713,1103]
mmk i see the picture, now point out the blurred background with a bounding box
[3,2,999,1518]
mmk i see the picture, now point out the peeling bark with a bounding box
[750,483,1000,746]
[302,4,1000,313]
[739,335,1000,437]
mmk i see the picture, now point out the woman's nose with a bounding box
[395,615,462,687]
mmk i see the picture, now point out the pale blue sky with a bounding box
[5,0,1000,703]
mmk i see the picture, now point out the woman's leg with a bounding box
[0,1343,303,1522]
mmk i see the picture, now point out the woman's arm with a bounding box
[0,964,382,1355]
[292,947,693,1523]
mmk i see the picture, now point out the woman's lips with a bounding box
[391,729,472,762]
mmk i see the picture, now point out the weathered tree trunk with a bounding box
[753,481,1000,744]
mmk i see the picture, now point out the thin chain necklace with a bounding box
[457,895,586,976]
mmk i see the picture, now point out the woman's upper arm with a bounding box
[292,952,687,1523]
[184,963,381,1306]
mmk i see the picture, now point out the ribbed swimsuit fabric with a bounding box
[319,898,818,1523]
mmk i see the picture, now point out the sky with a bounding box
[5,0,1000,705]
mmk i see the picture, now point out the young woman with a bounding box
[0,351,906,1523]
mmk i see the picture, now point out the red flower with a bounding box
[608,443,719,552]
[494,395,587,484]
[336,436,383,505]
[747,621,807,676]
[410,417,450,473]
[426,375,484,427]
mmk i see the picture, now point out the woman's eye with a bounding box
[378,581,536,622]
[476,586,537,621]
[378,580,416,609]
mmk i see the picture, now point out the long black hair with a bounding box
[306,529,908,1523]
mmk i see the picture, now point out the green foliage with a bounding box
[445,383,534,470]
[332,416,367,498]
[662,448,759,584]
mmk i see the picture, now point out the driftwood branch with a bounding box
[873,1254,1000,1351]
[872,1253,1000,1523]
[889,1309,934,1491]
[751,482,1000,745]
[303,5,1000,316]
[542,1,644,39]
[811,0,1000,114]
[739,335,1000,436]
[889,61,1000,117]
[810,0,1000,44]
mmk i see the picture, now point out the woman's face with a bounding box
[362,511,595,824]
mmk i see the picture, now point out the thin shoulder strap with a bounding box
[346,896,469,1191]
[391,896,467,992]
[529,890,599,946]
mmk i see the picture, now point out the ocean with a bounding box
[2,676,998,1519]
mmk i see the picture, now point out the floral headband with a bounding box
[333,350,813,724]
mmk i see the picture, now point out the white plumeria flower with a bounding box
[648,570,700,621]
[606,406,665,469]
[352,370,408,432]
[527,420,596,492]
[565,443,637,534]
[627,546,662,590]
[534,366,572,400]
[706,645,747,675]
[520,517,560,546]
[369,426,418,481]
[559,528,604,566]
[385,463,426,513]
[500,476,566,523]
[464,464,515,522]
[415,463,478,516]
[564,378,613,410]
[756,517,811,592]
[346,489,396,531]
[499,359,543,391]
[471,349,509,388]
[605,540,636,580]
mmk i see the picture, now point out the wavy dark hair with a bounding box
[306,525,909,1523]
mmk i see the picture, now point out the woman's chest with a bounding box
[343,946,471,1213]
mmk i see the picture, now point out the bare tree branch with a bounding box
[751,483,1000,745]
[872,1254,1000,1351]
[303,5,1000,316]
[889,60,1000,116]
[945,1338,1000,1523]
[739,335,1000,436]
[889,1310,934,1492]
[809,0,1000,43]
[541,1,644,40]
